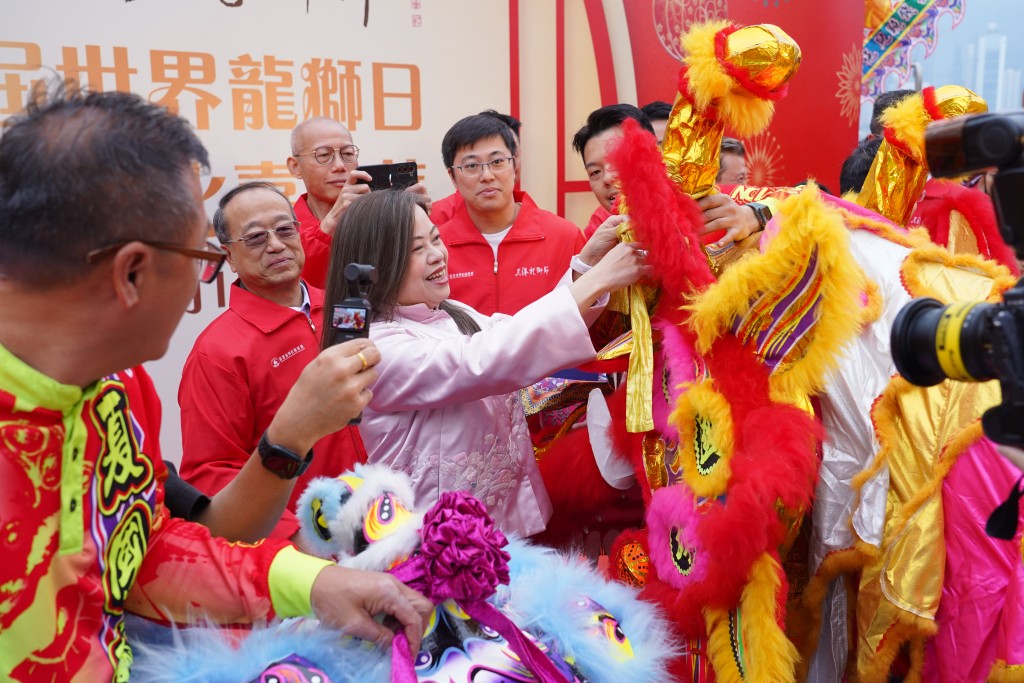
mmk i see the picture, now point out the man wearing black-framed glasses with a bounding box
[177,181,368,541]
[0,86,429,682]
[438,113,586,316]
[287,117,431,289]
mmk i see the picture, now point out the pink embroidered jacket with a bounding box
[360,286,600,537]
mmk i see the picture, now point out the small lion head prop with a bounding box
[297,465,423,571]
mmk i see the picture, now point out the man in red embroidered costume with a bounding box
[0,85,430,682]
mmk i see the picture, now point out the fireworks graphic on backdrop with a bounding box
[653,0,728,61]
[835,43,863,128]
[743,131,785,187]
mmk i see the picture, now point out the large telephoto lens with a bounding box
[891,298,996,386]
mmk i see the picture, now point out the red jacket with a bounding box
[295,194,333,289]
[178,281,366,539]
[584,205,613,238]
[429,191,464,226]
[439,192,586,315]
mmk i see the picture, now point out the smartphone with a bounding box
[355,161,419,191]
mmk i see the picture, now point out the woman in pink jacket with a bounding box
[321,190,648,537]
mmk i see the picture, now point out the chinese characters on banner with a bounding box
[0,40,423,203]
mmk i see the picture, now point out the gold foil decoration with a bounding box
[930,84,988,120]
[859,143,927,226]
[858,85,987,226]
[615,540,650,588]
[615,209,657,433]
[723,24,802,93]
[704,230,763,276]
[661,22,800,229]
[661,96,724,201]
[595,330,634,361]
[617,22,801,431]
[642,433,668,491]
[945,209,981,258]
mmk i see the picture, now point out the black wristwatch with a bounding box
[257,431,313,480]
[747,202,773,230]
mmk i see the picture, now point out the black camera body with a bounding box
[924,112,1024,256]
[330,263,376,343]
[890,112,1024,446]
[329,263,377,424]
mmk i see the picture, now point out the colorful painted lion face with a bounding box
[416,600,586,683]
[248,654,329,683]
[645,485,707,590]
[296,466,423,571]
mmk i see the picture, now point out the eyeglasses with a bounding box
[450,156,515,177]
[220,221,301,250]
[293,145,360,166]
[86,239,227,284]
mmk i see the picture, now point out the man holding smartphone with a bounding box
[177,181,370,541]
[287,117,430,288]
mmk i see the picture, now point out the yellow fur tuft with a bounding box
[742,554,800,682]
[989,659,1024,682]
[796,545,874,679]
[834,205,929,248]
[850,378,904,495]
[899,241,1015,302]
[875,417,984,548]
[857,616,938,683]
[681,21,734,109]
[718,97,777,139]
[706,554,799,682]
[681,21,777,137]
[704,606,745,683]
[670,378,735,498]
[879,92,928,162]
[861,278,883,325]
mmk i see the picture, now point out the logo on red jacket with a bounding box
[513,266,551,277]
[271,344,306,368]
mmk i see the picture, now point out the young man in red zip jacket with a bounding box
[438,114,586,316]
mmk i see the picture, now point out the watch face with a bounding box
[263,451,302,479]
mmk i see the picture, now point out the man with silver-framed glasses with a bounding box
[177,181,369,541]
[287,117,430,288]
[438,113,585,316]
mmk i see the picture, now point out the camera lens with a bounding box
[891,297,997,386]
[891,298,948,386]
